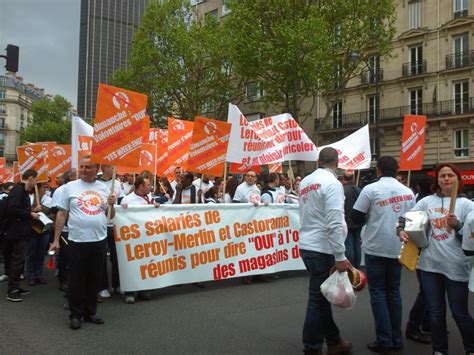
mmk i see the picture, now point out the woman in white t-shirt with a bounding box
[398,163,474,355]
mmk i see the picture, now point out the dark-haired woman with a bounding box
[398,163,474,355]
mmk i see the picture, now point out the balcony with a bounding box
[316,97,474,130]
[446,50,474,69]
[361,69,384,84]
[454,9,468,19]
[402,60,427,76]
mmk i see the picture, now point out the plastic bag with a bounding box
[320,271,357,309]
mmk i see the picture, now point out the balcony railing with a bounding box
[361,69,384,84]
[316,97,474,130]
[402,60,427,76]
[446,50,474,69]
[454,9,468,19]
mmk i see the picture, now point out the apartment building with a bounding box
[0,74,44,163]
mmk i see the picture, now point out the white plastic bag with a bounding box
[320,271,357,309]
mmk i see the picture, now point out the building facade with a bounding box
[0,74,44,163]
[77,0,148,120]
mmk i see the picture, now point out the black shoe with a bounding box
[137,291,151,301]
[6,291,22,302]
[367,341,392,353]
[70,318,81,330]
[84,315,104,324]
[406,329,431,344]
[193,282,205,288]
[18,288,30,295]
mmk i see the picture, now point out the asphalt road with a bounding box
[0,265,472,355]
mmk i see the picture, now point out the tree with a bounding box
[21,95,72,144]
[224,0,396,123]
[112,0,244,125]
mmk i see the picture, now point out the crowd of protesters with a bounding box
[0,152,473,355]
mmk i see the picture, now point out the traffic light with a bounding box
[5,45,19,73]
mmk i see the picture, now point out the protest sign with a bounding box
[318,125,372,169]
[113,204,304,291]
[187,117,231,177]
[77,135,94,166]
[227,104,317,165]
[48,145,72,187]
[142,115,151,143]
[228,163,261,174]
[13,161,20,182]
[16,144,48,181]
[4,167,13,183]
[126,143,157,174]
[399,115,427,171]
[91,83,147,167]
[166,118,194,175]
[0,157,5,182]
[155,129,169,177]
[71,116,93,169]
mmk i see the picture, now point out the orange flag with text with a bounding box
[399,115,427,171]
[16,144,49,182]
[166,118,194,176]
[48,145,72,187]
[91,83,147,167]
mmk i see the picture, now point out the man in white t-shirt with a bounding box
[261,173,286,204]
[192,174,214,203]
[232,170,261,205]
[173,172,198,204]
[121,174,134,196]
[50,156,116,330]
[298,147,352,355]
[169,166,182,192]
[352,156,415,352]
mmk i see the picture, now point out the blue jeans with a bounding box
[25,232,50,281]
[420,270,474,353]
[300,249,341,352]
[344,227,362,268]
[406,269,430,334]
[365,254,402,348]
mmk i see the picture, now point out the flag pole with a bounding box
[107,166,116,220]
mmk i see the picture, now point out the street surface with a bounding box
[0,266,472,354]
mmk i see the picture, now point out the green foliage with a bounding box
[21,95,72,144]
[112,0,243,125]
[225,0,397,122]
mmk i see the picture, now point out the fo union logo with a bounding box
[112,92,129,110]
[77,190,105,216]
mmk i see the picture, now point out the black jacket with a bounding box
[343,182,362,229]
[4,184,34,240]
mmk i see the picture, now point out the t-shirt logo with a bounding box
[276,193,286,203]
[249,193,261,204]
[77,190,105,216]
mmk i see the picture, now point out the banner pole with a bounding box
[355,169,360,187]
[407,170,411,188]
[222,162,227,201]
[107,166,116,220]
[287,160,295,192]
[34,184,41,208]
[153,175,157,194]
[448,180,458,213]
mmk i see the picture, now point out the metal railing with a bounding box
[317,97,474,130]
[361,69,384,84]
[402,60,427,76]
[454,9,468,19]
[446,50,474,69]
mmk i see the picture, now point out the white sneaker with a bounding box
[99,289,111,298]
[114,287,124,295]
[0,274,8,282]
[125,295,135,304]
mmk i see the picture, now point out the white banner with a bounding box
[318,125,372,169]
[113,204,305,291]
[71,116,94,168]
[227,104,317,165]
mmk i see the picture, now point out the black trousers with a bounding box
[57,232,70,286]
[68,239,106,320]
[5,238,28,293]
[101,226,119,290]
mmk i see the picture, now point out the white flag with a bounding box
[71,116,94,168]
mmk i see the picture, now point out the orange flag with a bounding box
[4,167,13,183]
[399,115,427,171]
[187,117,231,177]
[13,161,20,182]
[0,157,5,182]
[229,163,261,174]
[49,145,72,187]
[148,128,160,144]
[166,118,194,176]
[155,129,169,177]
[16,144,48,182]
[125,143,158,174]
[91,83,148,167]
[142,115,151,143]
[77,135,94,166]
[268,163,283,173]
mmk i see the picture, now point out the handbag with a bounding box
[404,211,429,248]
[399,239,420,272]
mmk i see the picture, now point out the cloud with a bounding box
[0,0,80,107]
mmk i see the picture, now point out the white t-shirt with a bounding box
[98,178,124,199]
[462,210,474,251]
[122,182,134,196]
[170,180,178,191]
[413,195,473,282]
[121,192,152,206]
[57,179,110,243]
[224,193,233,203]
[51,184,68,232]
[353,177,415,258]
[192,179,214,193]
[29,193,52,208]
[233,182,261,204]
[172,186,198,204]
[261,186,286,204]
[298,168,347,261]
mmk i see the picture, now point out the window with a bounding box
[190,0,205,5]
[409,45,424,75]
[221,60,232,77]
[369,56,381,82]
[0,90,5,99]
[0,118,4,128]
[453,0,468,18]
[368,95,380,124]
[408,0,421,29]
[0,77,6,86]
[0,148,3,157]
[222,0,231,15]
[245,82,263,101]
[205,9,218,21]
[453,34,469,67]
[0,104,5,114]
[332,102,342,128]
[0,132,4,145]
[454,81,469,114]
[453,129,469,157]
[409,88,423,114]
[370,137,377,161]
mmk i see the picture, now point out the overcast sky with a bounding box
[0,0,80,107]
